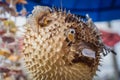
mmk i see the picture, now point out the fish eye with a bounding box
[70,29,75,34]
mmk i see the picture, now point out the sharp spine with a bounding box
[95,73,98,76]
[98,63,102,66]
[67,10,71,14]
[64,8,66,13]
[97,68,101,72]
[86,14,90,19]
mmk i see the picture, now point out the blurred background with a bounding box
[0,0,120,80]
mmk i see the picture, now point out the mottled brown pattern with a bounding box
[23,6,107,80]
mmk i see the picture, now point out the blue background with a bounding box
[16,0,120,22]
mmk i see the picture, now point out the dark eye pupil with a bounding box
[71,30,74,34]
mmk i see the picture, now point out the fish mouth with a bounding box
[71,53,95,67]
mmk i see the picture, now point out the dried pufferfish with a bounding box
[23,6,113,80]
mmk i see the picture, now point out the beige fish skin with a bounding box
[23,6,106,80]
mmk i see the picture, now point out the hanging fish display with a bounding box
[23,6,116,80]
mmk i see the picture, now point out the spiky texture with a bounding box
[23,6,107,80]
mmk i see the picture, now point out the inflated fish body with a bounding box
[23,6,112,80]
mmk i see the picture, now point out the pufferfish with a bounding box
[23,6,114,80]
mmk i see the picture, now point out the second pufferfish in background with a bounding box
[23,6,116,80]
